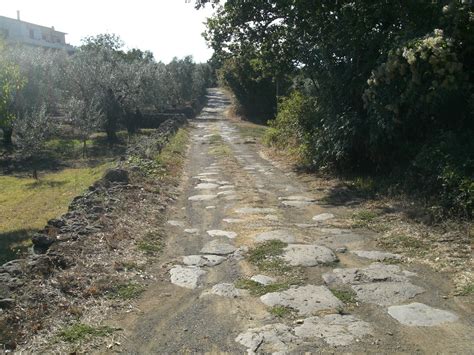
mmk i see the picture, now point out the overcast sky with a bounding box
[1,0,215,63]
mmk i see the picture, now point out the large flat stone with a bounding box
[255,230,296,243]
[235,324,299,353]
[279,195,317,207]
[352,282,424,306]
[207,230,237,239]
[167,220,184,227]
[282,244,337,266]
[387,303,458,326]
[207,283,248,298]
[323,263,415,286]
[235,207,276,214]
[188,194,217,201]
[195,183,220,190]
[182,255,226,267]
[169,265,206,289]
[313,213,335,222]
[294,314,373,346]
[260,285,343,315]
[200,240,237,255]
[352,250,402,261]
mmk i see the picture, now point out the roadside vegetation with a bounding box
[0,34,212,263]
[197,0,473,219]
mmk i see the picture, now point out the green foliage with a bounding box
[218,55,276,121]
[247,240,291,273]
[203,1,473,216]
[58,323,117,343]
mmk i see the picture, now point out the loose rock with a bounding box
[352,250,402,261]
[251,275,276,285]
[188,194,217,201]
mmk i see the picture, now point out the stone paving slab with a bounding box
[294,314,373,346]
[169,265,207,289]
[352,250,402,261]
[352,281,424,306]
[282,244,337,266]
[260,285,343,315]
[200,240,237,255]
[188,194,218,201]
[206,283,249,298]
[182,255,226,267]
[387,302,458,326]
[195,183,220,190]
[323,263,416,286]
[235,323,299,353]
[313,213,335,222]
[235,207,277,214]
[255,230,297,243]
[207,230,238,239]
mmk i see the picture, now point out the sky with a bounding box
[0,0,216,63]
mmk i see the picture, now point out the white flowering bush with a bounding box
[363,29,470,163]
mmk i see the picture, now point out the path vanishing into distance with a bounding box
[114,89,473,353]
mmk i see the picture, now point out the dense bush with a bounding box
[200,0,473,216]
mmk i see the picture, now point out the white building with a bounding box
[0,11,74,52]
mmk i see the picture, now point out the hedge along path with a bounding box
[114,88,473,354]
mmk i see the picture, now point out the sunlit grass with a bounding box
[0,164,111,235]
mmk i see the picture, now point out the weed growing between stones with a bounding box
[351,210,379,228]
[58,323,118,343]
[247,240,292,273]
[234,279,292,296]
[269,305,295,318]
[330,288,357,305]
[137,231,164,254]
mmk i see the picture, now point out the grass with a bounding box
[58,323,118,343]
[209,134,223,144]
[378,232,429,256]
[234,279,292,296]
[330,288,357,304]
[235,122,268,142]
[457,283,474,296]
[269,305,295,318]
[0,163,111,234]
[155,128,189,182]
[352,209,379,228]
[109,282,145,300]
[137,231,164,254]
[247,240,291,273]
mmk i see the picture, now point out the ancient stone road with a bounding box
[120,89,473,353]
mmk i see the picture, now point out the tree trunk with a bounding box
[82,140,87,158]
[33,168,38,180]
[2,127,13,147]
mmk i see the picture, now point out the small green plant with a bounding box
[378,233,428,256]
[109,282,145,300]
[137,232,163,254]
[269,305,294,318]
[234,279,291,296]
[209,134,223,144]
[58,323,117,343]
[457,283,474,296]
[352,210,379,228]
[247,240,291,273]
[330,288,357,304]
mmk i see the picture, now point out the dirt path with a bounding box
[114,89,473,353]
